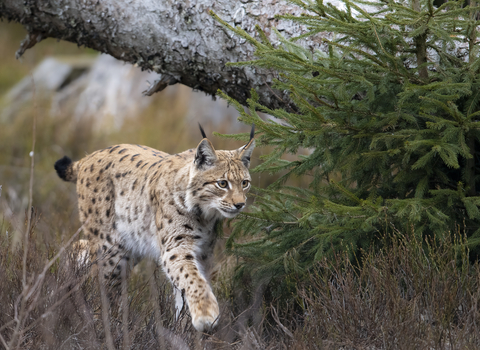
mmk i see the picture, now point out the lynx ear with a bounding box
[238,139,255,168]
[195,139,217,169]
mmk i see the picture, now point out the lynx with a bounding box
[54,125,255,332]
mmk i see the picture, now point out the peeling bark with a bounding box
[0,0,310,110]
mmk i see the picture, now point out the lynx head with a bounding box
[186,124,255,219]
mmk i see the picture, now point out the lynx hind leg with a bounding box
[71,239,93,266]
[71,236,131,294]
[96,241,132,291]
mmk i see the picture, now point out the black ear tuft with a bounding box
[243,123,255,150]
[238,124,256,168]
[198,123,207,139]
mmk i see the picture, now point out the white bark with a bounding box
[0,0,310,110]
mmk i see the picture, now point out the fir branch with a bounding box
[213,0,480,303]
[465,85,480,118]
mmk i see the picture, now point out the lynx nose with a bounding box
[234,202,245,210]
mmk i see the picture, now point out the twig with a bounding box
[194,331,203,350]
[143,74,178,96]
[158,326,190,350]
[23,72,37,289]
[121,262,130,350]
[7,225,83,349]
[68,267,100,347]
[9,73,38,350]
[97,251,115,350]
[271,306,293,339]
[15,31,44,59]
[261,76,296,113]
[148,265,166,350]
[0,320,15,334]
[0,331,9,350]
[24,224,84,301]
[20,271,92,335]
[148,266,190,349]
[58,323,91,349]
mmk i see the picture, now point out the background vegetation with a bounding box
[2,0,480,348]
[217,0,480,314]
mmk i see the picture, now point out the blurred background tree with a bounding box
[215,0,480,305]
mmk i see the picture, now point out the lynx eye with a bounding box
[242,180,250,188]
[217,180,228,188]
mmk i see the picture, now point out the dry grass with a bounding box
[4,207,479,349]
[293,232,480,350]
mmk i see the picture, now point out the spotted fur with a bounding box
[55,132,255,332]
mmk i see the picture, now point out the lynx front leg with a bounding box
[162,251,219,332]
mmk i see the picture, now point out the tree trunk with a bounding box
[0,0,309,110]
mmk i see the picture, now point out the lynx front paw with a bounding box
[190,292,220,332]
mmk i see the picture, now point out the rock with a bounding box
[1,54,249,131]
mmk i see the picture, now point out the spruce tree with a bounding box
[212,0,480,302]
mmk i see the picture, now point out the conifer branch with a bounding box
[217,0,480,302]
